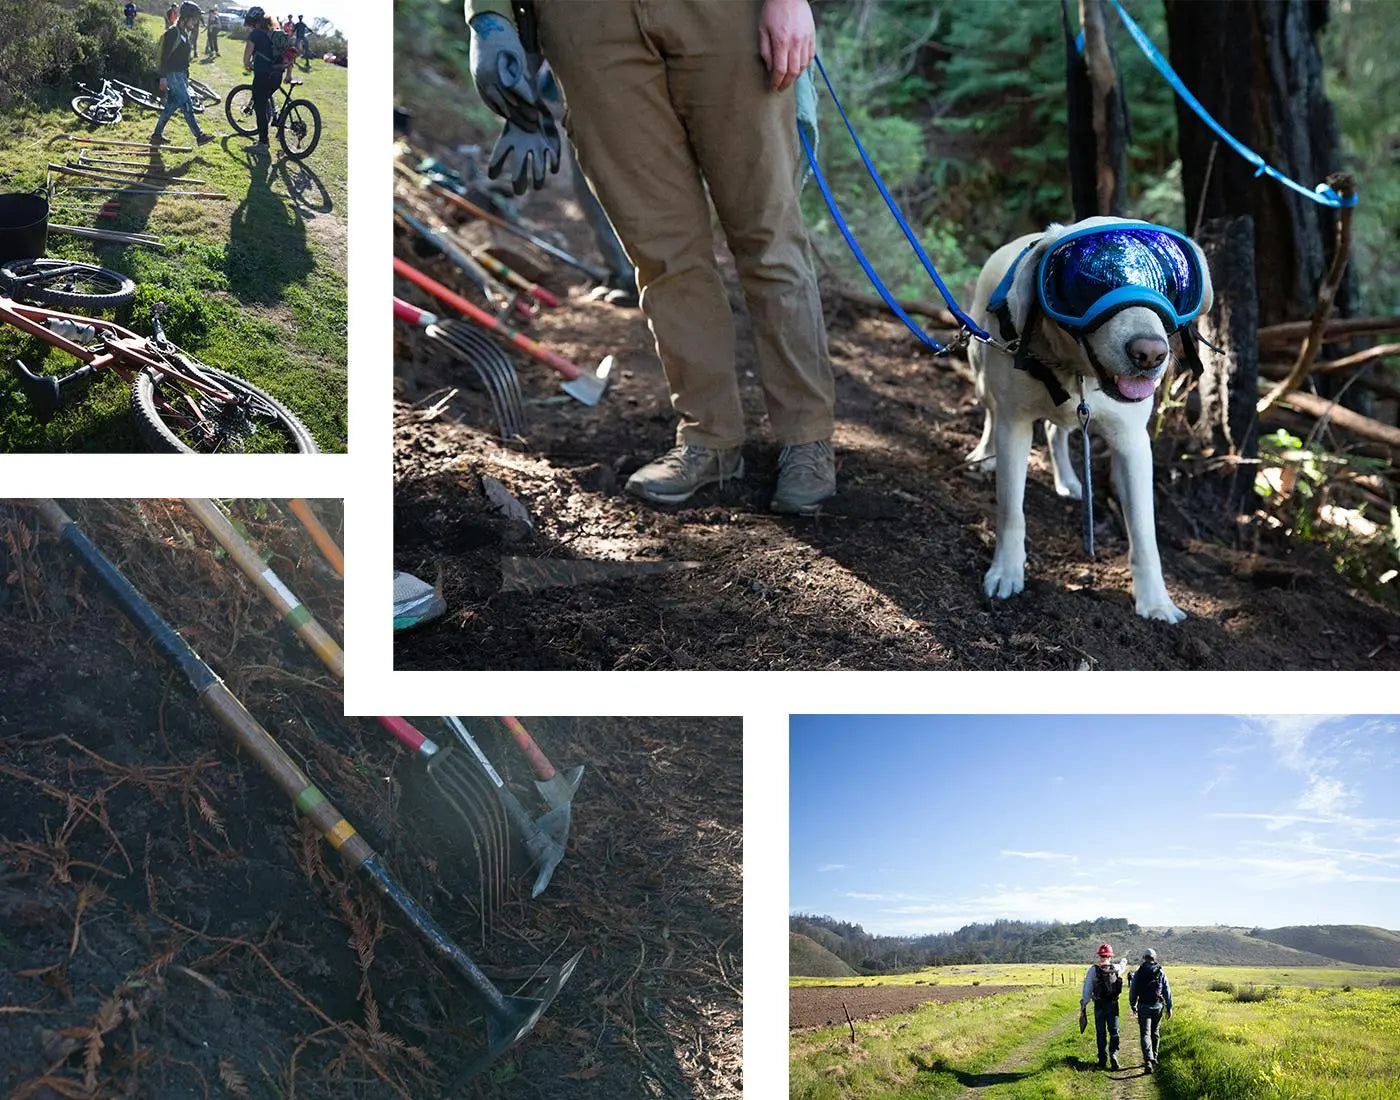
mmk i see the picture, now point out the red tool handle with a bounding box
[378,715,430,754]
[393,255,583,381]
[393,296,434,326]
[500,716,557,781]
[473,252,562,308]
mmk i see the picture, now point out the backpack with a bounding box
[1093,965,1122,1002]
[270,29,298,60]
[1136,963,1165,1005]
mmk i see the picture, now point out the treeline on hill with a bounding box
[791,914,1141,972]
[792,914,1400,974]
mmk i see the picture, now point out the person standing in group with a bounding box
[1129,948,1173,1072]
[464,0,839,514]
[241,7,284,155]
[1079,942,1125,1070]
[166,3,178,26]
[294,14,310,68]
[152,2,216,147]
[205,8,220,57]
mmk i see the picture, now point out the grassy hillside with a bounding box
[0,12,346,451]
[791,932,858,978]
[1255,925,1400,968]
[1049,926,1346,968]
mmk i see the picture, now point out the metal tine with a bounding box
[425,750,511,933]
[474,354,525,441]
[434,320,527,439]
[423,752,496,944]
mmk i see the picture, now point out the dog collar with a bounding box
[988,239,1072,407]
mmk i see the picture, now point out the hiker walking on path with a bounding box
[1079,942,1126,1070]
[152,2,216,147]
[1130,948,1173,1072]
[242,7,288,154]
[465,0,839,515]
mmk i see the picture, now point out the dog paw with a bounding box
[1136,595,1187,623]
[984,560,1025,600]
[1053,472,1083,500]
[965,447,996,475]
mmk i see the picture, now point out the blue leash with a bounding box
[1108,0,1357,209]
[801,56,991,355]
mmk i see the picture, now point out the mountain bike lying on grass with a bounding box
[224,79,321,158]
[71,79,166,124]
[187,77,221,111]
[0,259,318,453]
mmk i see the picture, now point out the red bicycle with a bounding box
[1,259,317,453]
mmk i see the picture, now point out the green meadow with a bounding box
[0,11,347,451]
[790,963,1400,1099]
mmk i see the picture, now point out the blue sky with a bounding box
[791,715,1400,935]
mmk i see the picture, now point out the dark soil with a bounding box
[0,501,741,1099]
[788,985,1023,1030]
[391,151,1400,671]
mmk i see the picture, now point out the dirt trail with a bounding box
[951,1014,1076,1097]
[1107,1011,1161,1099]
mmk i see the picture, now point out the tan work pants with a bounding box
[536,0,835,449]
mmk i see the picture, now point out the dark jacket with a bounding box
[1129,961,1172,1013]
[157,24,194,76]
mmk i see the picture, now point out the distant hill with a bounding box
[790,932,858,978]
[790,914,1397,972]
[1253,925,1400,968]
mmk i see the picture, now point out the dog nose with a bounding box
[1125,336,1169,372]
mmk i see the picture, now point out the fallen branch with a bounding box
[1258,173,1356,414]
[49,162,207,187]
[1272,388,1400,451]
[62,186,229,199]
[1259,354,1400,404]
[1258,314,1400,348]
[65,135,192,151]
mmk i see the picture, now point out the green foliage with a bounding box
[0,0,157,108]
[1207,979,1235,992]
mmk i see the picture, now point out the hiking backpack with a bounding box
[1136,963,1165,1005]
[1093,965,1122,1002]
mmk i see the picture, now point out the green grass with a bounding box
[791,964,1400,1100]
[0,13,346,451]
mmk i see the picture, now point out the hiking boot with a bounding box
[1109,1054,1120,1070]
[150,132,169,145]
[393,570,446,631]
[195,132,216,145]
[1097,1059,1107,1070]
[771,439,835,515]
[625,443,743,506]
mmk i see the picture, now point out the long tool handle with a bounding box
[394,256,584,381]
[288,499,344,578]
[394,204,504,300]
[500,716,557,782]
[471,251,561,308]
[182,499,344,680]
[378,715,436,756]
[35,501,518,1022]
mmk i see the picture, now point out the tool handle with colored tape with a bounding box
[394,255,584,380]
[500,716,558,781]
[472,251,561,307]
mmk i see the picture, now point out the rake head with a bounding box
[423,319,526,440]
[422,745,513,931]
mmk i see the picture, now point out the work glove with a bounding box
[468,12,542,131]
[488,113,561,195]
[1078,1006,1088,1033]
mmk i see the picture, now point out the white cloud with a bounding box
[1298,776,1357,815]
[817,863,847,873]
[1001,850,1076,861]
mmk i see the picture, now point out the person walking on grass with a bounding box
[1080,942,1126,1070]
[124,2,136,28]
[1130,948,1173,1072]
[294,15,310,70]
[152,2,216,147]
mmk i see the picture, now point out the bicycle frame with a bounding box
[1,295,241,403]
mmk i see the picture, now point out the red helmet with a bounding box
[1097,943,1114,958]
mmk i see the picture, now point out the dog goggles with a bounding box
[1036,222,1205,333]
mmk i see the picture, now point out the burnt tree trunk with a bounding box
[1065,0,1129,219]
[1164,0,1354,331]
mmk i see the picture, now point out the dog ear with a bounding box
[1003,229,1060,335]
[1189,238,1215,317]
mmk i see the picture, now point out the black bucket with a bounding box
[0,192,49,266]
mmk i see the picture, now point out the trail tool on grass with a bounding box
[394,295,527,439]
[396,256,614,406]
[499,716,583,819]
[33,500,582,1074]
[376,716,513,932]
[443,716,571,898]
[288,499,344,577]
[182,498,345,680]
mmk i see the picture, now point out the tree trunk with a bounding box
[1066,0,1129,218]
[1164,0,1353,331]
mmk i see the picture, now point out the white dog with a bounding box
[966,216,1213,623]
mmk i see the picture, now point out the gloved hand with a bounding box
[488,112,561,195]
[1078,1006,1088,1034]
[468,12,541,130]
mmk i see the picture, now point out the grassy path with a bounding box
[1106,1011,1160,1100]
[950,1014,1077,1097]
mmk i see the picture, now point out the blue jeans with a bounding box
[1093,999,1120,1063]
[154,71,204,139]
[1137,1004,1164,1063]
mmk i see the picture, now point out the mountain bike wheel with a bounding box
[224,83,259,137]
[0,259,136,310]
[72,96,121,125]
[277,99,321,160]
[119,85,162,110]
[131,363,319,454]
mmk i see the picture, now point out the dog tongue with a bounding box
[1115,374,1157,401]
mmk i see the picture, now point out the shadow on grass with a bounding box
[225,145,312,304]
[908,1052,1033,1088]
[276,157,332,214]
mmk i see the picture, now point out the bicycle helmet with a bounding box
[245,5,265,22]
[179,1,202,18]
